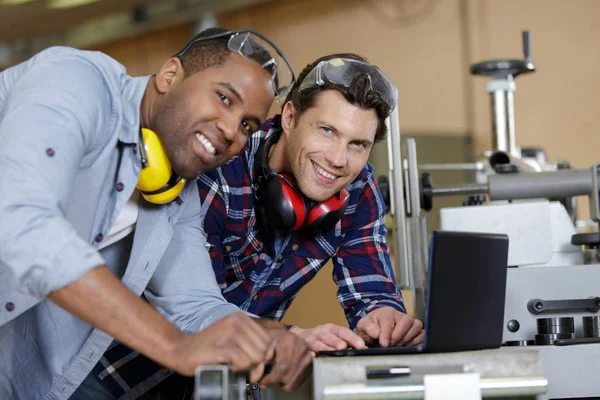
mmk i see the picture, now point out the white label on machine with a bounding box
[424,373,481,400]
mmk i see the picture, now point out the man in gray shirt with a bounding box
[0,28,312,399]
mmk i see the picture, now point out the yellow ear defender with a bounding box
[137,128,187,204]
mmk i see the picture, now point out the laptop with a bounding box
[319,230,509,357]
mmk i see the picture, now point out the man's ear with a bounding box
[280,101,296,136]
[155,57,185,94]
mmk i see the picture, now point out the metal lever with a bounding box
[248,383,262,400]
[522,30,531,61]
[527,297,600,315]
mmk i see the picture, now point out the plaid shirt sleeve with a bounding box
[197,169,228,288]
[333,166,405,329]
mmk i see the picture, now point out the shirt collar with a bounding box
[119,75,151,144]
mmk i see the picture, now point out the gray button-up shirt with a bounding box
[0,47,240,399]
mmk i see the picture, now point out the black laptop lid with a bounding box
[424,230,509,352]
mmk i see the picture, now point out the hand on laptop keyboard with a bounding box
[356,307,425,347]
[290,323,367,354]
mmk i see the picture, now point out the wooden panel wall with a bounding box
[88,23,194,76]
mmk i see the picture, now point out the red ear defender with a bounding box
[261,172,308,231]
[253,125,349,233]
[305,188,350,232]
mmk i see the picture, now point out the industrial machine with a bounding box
[390,31,600,399]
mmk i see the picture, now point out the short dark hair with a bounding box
[175,27,276,86]
[282,53,391,143]
[174,27,231,77]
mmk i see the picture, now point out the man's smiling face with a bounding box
[280,89,378,202]
[152,52,274,179]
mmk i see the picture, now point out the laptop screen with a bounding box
[424,230,509,352]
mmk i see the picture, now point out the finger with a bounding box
[307,340,337,353]
[283,351,313,391]
[377,313,395,347]
[333,326,366,349]
[399,320,424,345]
[228,346,252,373]
[356,317,380,342]
[239,315,272,355]
[407,329,426,346]
[259,351,288,388]
[249,362,266,384]
[265,339,277,362]
[315,329,349,350]
[234,317,272,364]
[264,333,310,389]
[389,315,413,346]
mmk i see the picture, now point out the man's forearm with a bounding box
[48,265,183,371]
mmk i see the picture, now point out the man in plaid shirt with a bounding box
[198,53,424,353]
[98,53,424,399]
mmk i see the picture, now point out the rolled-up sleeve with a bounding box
[0,55,111,298]
[334,174,406,329]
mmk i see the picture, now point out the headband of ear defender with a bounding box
[136,128,187,204]
[252,130,349,232]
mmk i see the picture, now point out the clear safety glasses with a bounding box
[175,29,296,102]
[297,57,398,110]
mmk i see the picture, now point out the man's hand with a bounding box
[173,312,275,382]
[48,267,275,384]
[356,307,424,347]
[291,324,366,353]
[255,319,313,391]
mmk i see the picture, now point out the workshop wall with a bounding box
[89,23,194,76]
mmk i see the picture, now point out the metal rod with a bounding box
[426,168,597,201]
[322,376,548,399]
[489,168,593,200]
[417,162,485,171]
[430,184,489,197]
[385,108,410,289]
[488,79,518,157]
[405,139,426,320]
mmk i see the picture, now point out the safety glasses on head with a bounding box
[297,58,398,110]
[175,29,295,102]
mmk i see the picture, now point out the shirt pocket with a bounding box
[221,231,264,284]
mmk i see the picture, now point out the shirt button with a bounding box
[116,182,124,192]
[95,233,104,243]
[253,294,258,300]
[225,245,232,252]
[5,302,15,312]
[292,244,299,251]
[46,148,55,157]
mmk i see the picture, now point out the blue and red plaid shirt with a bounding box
[93,116,405,399]
[199,115,405,324]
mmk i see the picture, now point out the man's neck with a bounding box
[267,124,291,173]
[139,76,158,129]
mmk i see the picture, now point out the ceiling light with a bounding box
[47,0,100,9]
